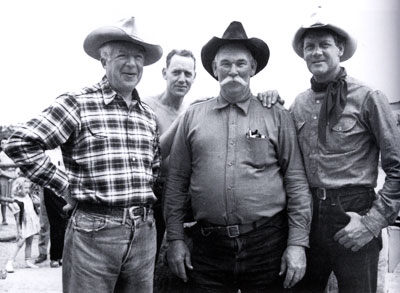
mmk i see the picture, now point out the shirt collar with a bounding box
[100,76,144,110]
[213,92,253,115]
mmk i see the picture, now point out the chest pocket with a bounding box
[244,136,271,168]
[73,118,109,166]
[326,117,359,153]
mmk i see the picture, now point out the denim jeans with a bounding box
[295,188,381,293]
[63,207,156,293]
[187,212,288,293]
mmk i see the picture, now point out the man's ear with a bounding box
[212,61,218,79]
[338,43,345,57]
[162,68,167,80]
[251,59,258,76]
[100,58,107,69]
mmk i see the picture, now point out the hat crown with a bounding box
[221,21,249,40]
[116,17,143,41]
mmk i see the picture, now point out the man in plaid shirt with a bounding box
[5,17,163,293]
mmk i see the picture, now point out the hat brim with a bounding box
[201,37,270,80]
[84,26,163,66]
[292,23,357,62]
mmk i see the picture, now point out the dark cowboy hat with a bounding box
[201,21,270,79]
[84,17,163,66]
[292,14,357,62]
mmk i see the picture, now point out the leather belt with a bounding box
[77,202,152,223]
[311,186,372,200]
[199,216,272,238]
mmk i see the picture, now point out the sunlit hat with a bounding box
[84,17,163,66]
[201,21,270,79]
[292,13,357,62]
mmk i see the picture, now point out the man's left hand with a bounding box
[279,245,306,289]
[334,212,374,252]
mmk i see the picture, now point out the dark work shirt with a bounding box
[165,94,312,247]
[290,75,400,237]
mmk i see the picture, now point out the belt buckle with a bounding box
[318,188,327,200]
[227,225,240,238]
[128,206,147,221]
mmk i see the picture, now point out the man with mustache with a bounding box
[164,21,312,292]
[5,17,162,292]
[288,16,400,293]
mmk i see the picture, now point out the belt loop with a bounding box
[142,207,147,222]
[122,208,127,225]
[319,188,327,200]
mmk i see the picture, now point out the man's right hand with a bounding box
[257,90,285,108]
[167,239,193,282]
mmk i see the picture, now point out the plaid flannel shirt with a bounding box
[5,76,161,207]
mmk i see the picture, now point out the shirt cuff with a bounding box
[166,223,185,242]
[361,207,388,238]
[288,227,310,248]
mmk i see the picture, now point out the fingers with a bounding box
[284,266,306,288]
[185,253,193,271]
[333,228,346,241]
[279,256,286,276]
[176,261,188,282]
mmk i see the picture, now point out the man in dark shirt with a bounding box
[289,15,400,293]
[164,21,312,292]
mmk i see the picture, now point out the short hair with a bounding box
[165,49,196,70]
[301,28,346,50]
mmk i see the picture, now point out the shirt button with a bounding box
[313,115,318,120]
[230,140,235,145]
[130,156,136,162]
[316,100,321,104]
[227,186,232,190]
[338,126,342,131]
[228,162,233,167]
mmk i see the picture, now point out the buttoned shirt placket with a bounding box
[225,104,238,224]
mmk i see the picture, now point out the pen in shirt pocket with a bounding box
[246,128,266,139]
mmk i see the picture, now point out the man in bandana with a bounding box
[290,17,400,293]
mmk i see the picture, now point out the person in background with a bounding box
[4,16,162,292]
[36,148,69,268]
[34,189,50,265]
[0,137,18,225]
[5,177,40,272]
[143,49,196,260]
[164,21,312,292]
[288,14,400,293]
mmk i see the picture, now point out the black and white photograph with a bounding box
[0,0,399,292]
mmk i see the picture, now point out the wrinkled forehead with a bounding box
[107,41,145,55]
[302,29,338,43]
[215,43,253,61]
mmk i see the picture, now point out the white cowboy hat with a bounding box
[292,16,357,62]
[83,17,163,66]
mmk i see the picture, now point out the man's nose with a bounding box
[312,46,323,56]
[228,64,239,76]
[125,56,137,66]
[177,72,186,82]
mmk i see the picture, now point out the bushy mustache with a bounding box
[220,76,247,86]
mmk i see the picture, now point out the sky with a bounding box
[0,0,399,125]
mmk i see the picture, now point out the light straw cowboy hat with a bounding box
[84,17,163,66]
[292,13,357,62]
